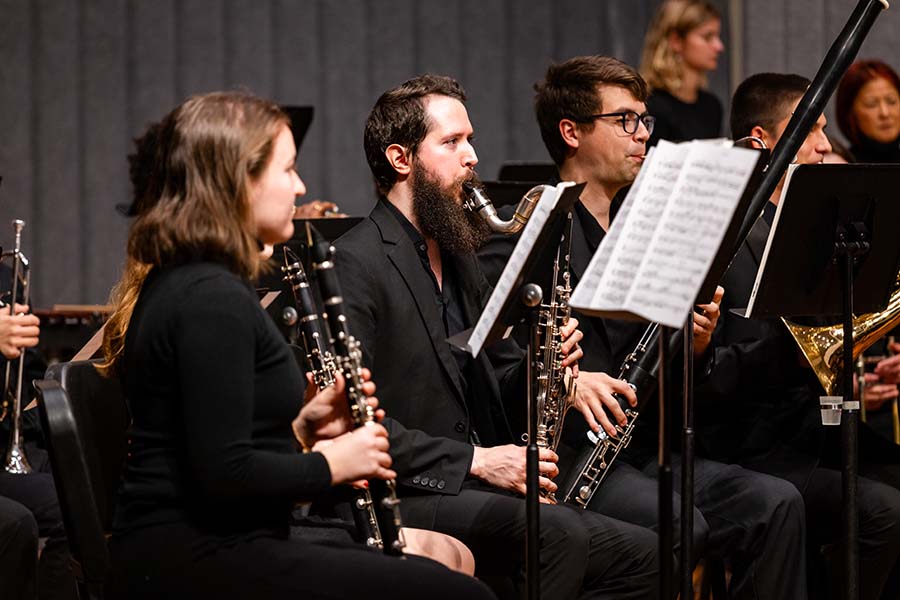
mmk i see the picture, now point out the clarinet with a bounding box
[282,246,404,554]
[282,247,337,390]
[306,228,406,557]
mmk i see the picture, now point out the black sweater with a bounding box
[114,261,331,536]
[647,89,723,147]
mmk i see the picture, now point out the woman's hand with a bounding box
[293,369,382,450]
[318,425,396,485]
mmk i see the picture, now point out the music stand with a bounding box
[497,162,558,183]
[281,105,314,154]
[482,181,541,208]
[450,182,583,600]
[743,163,900,599]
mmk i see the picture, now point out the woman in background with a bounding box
[99,91,493,600]
[837,59,900,163]
[640,0,725,145]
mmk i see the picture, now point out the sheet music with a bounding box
[463,184,564,357]
[594,141,684,308]
[628,143,759,325]
[569,147,654,308]
[570,141,684,316]
[572,141,759,328]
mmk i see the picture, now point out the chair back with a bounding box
[34,359,129,589]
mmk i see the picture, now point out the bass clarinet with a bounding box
[528,214,577,502]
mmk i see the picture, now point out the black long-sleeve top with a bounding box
[114,261,331,537]
[646,89,723,147]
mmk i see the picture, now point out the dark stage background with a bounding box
[1,0,898,306]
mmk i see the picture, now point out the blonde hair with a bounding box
[98,92,288,375]
[640,0,721,93]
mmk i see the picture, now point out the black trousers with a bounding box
[800,464,900,600]
[0,495,38,600]
[587,455,807,600]
[0,444,76,600]
[402,484,659,600]
[107,519,496,600]
[737,422,900,600]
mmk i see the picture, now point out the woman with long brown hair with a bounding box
[100,91,493,599]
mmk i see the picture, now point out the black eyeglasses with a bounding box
[577,110,656,136]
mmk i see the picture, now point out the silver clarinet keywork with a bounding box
[558,325,656,507]
[282,247,337,390]
[2,219,33,475]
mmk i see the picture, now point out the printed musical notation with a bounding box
[571,140,759,328]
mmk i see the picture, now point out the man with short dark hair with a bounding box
[481,55,807,599]
[336,73,659,600]
[698,72,900,600]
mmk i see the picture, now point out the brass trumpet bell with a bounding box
[783,284,900,395]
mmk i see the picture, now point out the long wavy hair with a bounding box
[99,91,288,375]
[640,0,721,94]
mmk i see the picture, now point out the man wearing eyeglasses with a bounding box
[479,55,806,599]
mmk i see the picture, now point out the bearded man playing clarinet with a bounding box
[333,73,659,600]
[478,55,807,600]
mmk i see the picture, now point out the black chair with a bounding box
[34,359,129,600]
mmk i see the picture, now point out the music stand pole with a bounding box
[838,226,866,600]
[658,325,673,598]
[523,283,543,600]
[681,312,695,599]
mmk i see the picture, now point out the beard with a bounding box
[411,164,490,255]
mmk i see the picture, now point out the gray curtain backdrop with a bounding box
[0,0,897,306]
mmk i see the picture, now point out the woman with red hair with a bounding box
[836,59,900,163]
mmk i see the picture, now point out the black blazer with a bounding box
[334,201,526,526]
[697,217,836,485]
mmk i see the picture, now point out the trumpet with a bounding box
[2,219,32,475]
